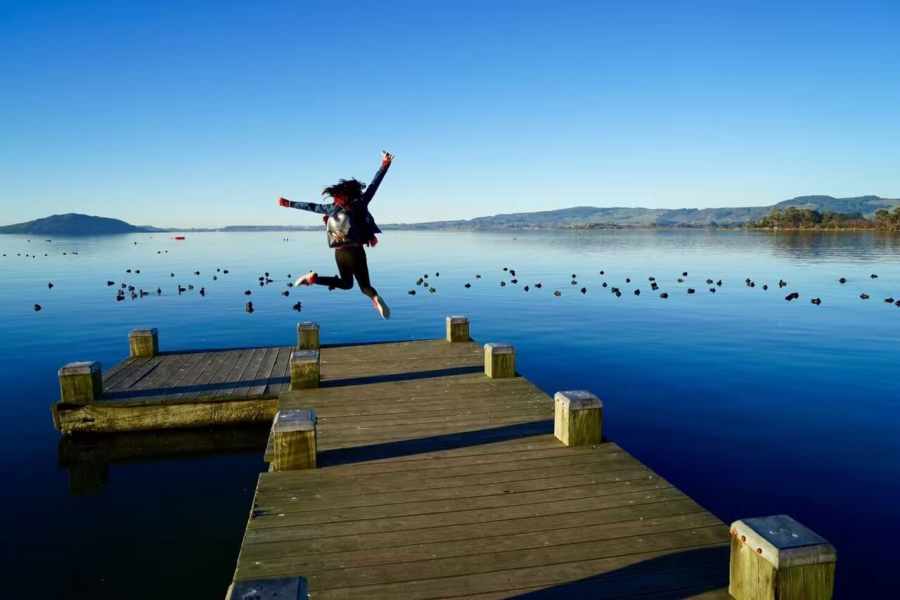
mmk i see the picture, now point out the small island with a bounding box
[0,213,147,235]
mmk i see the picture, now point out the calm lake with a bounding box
[1,229,898,598]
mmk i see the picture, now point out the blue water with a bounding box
[1,230,898,598]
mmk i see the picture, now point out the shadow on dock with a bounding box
[319,420,553,467]
[509,546,730,598]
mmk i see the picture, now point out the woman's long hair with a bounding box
[323,178,366,202]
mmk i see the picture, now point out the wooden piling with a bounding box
[272,409,317,471]
[129,328,159,358]
[58,361,103,405]
[289,350,319,390]
[446,316,469,342]
[554,390,603,446]
[484,343,516,378]
[296,322,320,351]
[730,514,836,600]
[226,576,308,600]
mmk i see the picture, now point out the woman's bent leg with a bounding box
[314,250,355,290]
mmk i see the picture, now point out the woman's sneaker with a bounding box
[295,272,317,287]
[373,296,390,320]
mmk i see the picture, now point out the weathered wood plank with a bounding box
[229,348,268,397]
[101,357,153,391]
[248,347,281,396]
[179,350,235,400]
[214,349,258,398]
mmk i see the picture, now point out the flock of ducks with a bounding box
[407,268,900,308]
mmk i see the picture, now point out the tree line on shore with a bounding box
[746,206,900,230]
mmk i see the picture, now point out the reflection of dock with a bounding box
[58,426,270,494]
[50,321,837,599]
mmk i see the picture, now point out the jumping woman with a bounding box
[277,151,394,319]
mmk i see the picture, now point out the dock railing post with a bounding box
[129,328,159,358]
[226,576,308,600]
[484,343,515,378]
[554,391,603,446]
[297,322,320,351]
[290,350,320,390]
[272,410,317,471]
[58,361,103,405]
[446,316,469,342]
[729,515,836,600]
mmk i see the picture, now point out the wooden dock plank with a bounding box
[229,347,269,398]
[248,347,281,397]
[214,349,258,398]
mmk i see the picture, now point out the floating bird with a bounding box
[408,290,416,295]
[157,288,162,295]
[128,285,135,292]
[178,286,187,293]
[116,295,124,302]
[424,274,428,279]
[121,284,127,289]
[524,286,529,292]
[509,270,515,276]
[554,290,562,297]
[600,270,605,275]
[200,288,206,296]
[660,293,669,299]
[785,292,800,301]
[648,276,655,282]
[580,287,587,294]
[464,283,471,288]
[811,298,822,305]
[126,269,132,273]
[871,274,878,279]
[717,280,722,286]
[682,272,688,277]
[475,274,481,279]
[706,279,713,285]
[213,276,218,281]
[223,270,229,274]
[625,278,631,283]
[34,304,41,312]
[503,268,508,272]
[511,279,518,284]
[896,300,900,307]
[293,302,302,312]
[188,284,194,290]
[614,290,622,298]
[885,298,895,303]
[245,302,254,313]
[287,274,291,279]
[860,294,870,300]
[687,288,695,294]
[839,278,846,284]
[170,273,175,278]
[244,290,252,296]
[435,272,440,277]
[762,285,768,291]
[749,282,755,288]
[47,283,53,289]
[500,281,506,287]
[710,288,716,293]
[602,282,608,288]
[677,278,684,283]
[571,280,577,285]
[535,283,542,289]
[429,287,436,293]
[651,283,659,290]
[217,269,221,272]
[745,278,751,284]
[135,270,140,274]
[634,289,640,296]
[416,278,424,286]
[779,280,787,288]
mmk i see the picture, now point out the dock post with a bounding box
[554,391,603,446]
[272,410,317,471]
[297,322,320,351]
[226,576,308,600]
[290,350,320,390]
[730,515,836,600]
[446,316,469,342]
[58,361,103,405]
[484,343,516,378]
[129,328,159,358]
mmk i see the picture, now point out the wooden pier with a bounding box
[52,320,838,599]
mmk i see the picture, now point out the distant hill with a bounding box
[384,196,900,229]
[0,213,147,235]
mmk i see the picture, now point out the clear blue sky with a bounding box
[1,0,898,227]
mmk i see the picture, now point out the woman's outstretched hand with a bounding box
[382,151,394,164]
[277,197,290,207]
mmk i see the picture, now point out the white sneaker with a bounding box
[373,296,390,320]
[295,272,317,287]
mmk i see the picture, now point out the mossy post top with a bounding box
[273,409,317,433]
[731,515,836,569]
[555,390,603,411]
[290,350,319,364]
[446,316,469,325]
[59,361,101,377]
[297,322,319,331]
